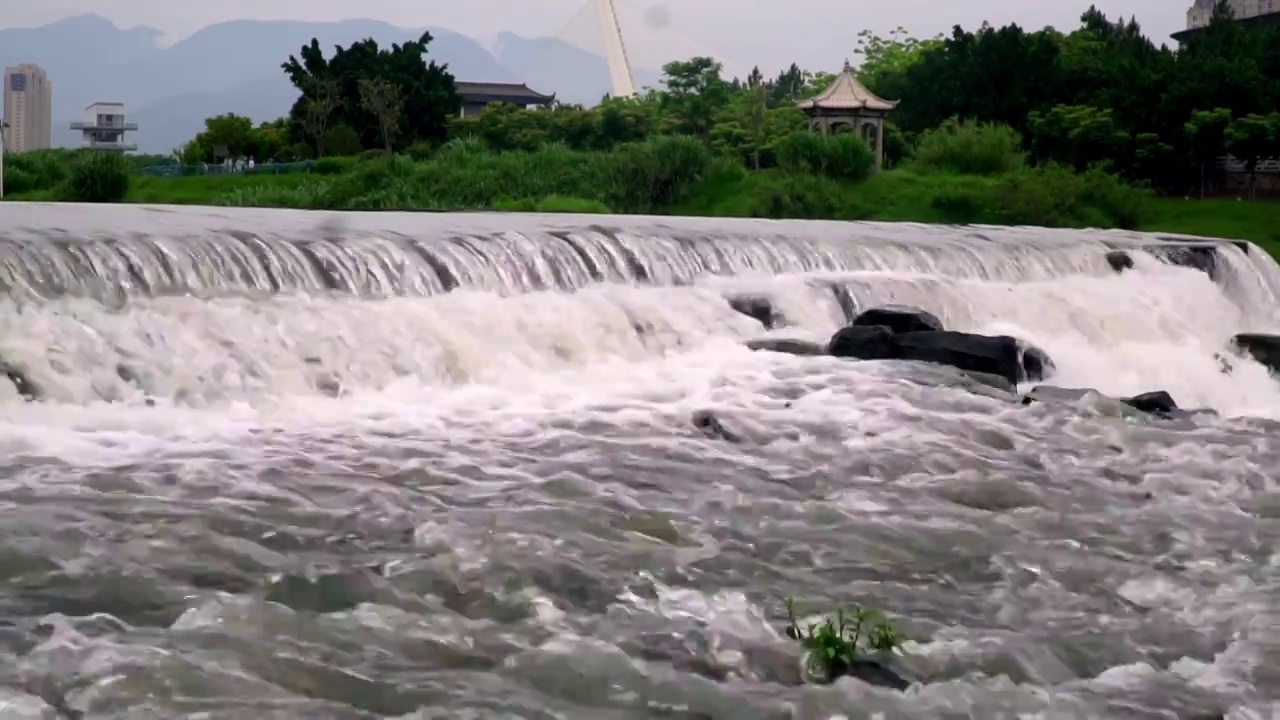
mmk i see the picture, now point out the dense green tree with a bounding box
[1185,108,1234,197]
[282,32,459,154]
[200,114,255,160]
[658,58,731,139]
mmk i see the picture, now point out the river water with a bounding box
[0,203,1277,719]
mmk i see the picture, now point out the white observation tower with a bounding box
[594,0,637,97]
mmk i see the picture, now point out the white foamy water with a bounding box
[0,205,1277,719]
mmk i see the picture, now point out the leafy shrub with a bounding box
[929,186,990,223]
[774,131,874,182]
[59,152,131,202]
[823,134,876,181]
[995,163,1149,228]
[748,173,844,219]
[2,150,70,195]
[312,157,355,175]
[913,118,1025,175]
[774,132,826,175]
[405,141,434,161]
[321,124,363,157]
[602,135,713,212]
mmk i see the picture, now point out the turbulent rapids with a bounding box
[0,202,1278,718]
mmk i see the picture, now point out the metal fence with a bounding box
[1217,155,1280,174]
[134,161,319,178]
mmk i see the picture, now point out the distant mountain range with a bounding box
[0,14,663,154]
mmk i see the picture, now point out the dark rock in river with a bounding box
[1105,250,1134,272]
[852,305,944,334]
[745,337,827,356]
[692,410,743,443]
[799,651,911,691]
[891,331,1024,387]
[827,325,896,360]
[1231,333,1280,375]
[1019,341,1055,382]
[1122,390,1178,415]
[841,658,911,691]
[727,295,784,330]
[1023,386,1187,417]
[1155,244,1219,281]
[0,360,39,401]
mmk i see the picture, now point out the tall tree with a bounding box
[300,78,342,156]
[359,77,404,153]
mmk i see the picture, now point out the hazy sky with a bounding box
[0,0,1187,74]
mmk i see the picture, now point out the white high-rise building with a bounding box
[1187,0,1279,29]
[3,64,53,153]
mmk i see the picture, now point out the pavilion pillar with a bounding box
[875,118,885,170]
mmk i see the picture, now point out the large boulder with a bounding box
[745,338,827,356]
[852,305,944,334]
[890,331,1023,387]
[827,325,895,360]
[1231,333,1280,375]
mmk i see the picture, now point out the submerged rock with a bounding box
[852,305,944,334]
[1021,385,1094,405]
[957,370,1018,396]
[1023,386,1193,418]
[827,325,895,360]
[692,410,743,443]
[745,337,826,356]
[1155,243,1219,280]
[0,360,39,401]
[1231,333,1280,375]
[264,569,382,613]
[1106,250,1134,272]
[727,295,784,330]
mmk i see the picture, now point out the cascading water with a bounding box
[0,203,1276,719]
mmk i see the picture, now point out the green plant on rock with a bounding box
[784,597,900,682]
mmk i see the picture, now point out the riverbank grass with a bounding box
[5,142,1278,252]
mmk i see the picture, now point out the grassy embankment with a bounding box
[6,130,1278,254]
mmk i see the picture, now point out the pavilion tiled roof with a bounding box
[795,62,897,112]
